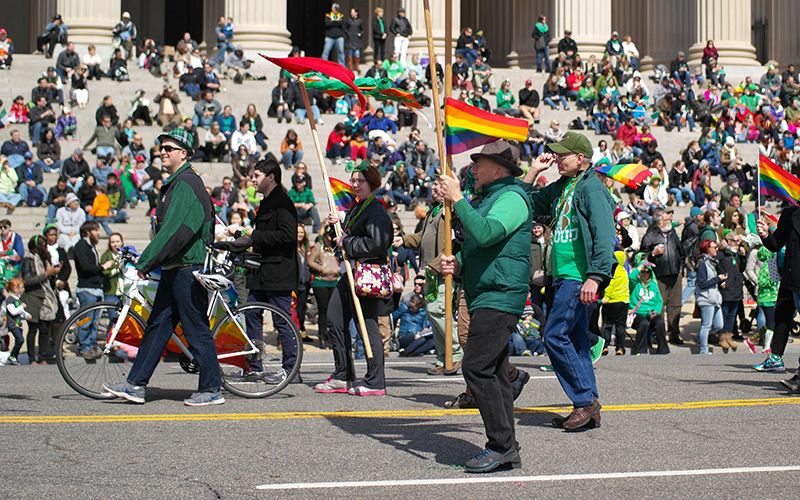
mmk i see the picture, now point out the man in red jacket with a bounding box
[616,117,638,147]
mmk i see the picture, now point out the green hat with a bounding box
[547,131,593,158]
[157,127,194,153]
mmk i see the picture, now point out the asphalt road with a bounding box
[1,346,799,499]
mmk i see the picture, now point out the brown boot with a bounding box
[353,56,361,74]
[727,332,738,352]
[718,332,731,353]
[346,55,353,71]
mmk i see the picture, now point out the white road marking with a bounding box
[256,465,800,490]
[403,376,557,383]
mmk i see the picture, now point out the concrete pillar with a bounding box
[640,0,696,70]
[687,0,759,67]
[224,0,292,62]
[506,0,551,69]
[404,0,461,65]
[763,0,800,66]
[552,0,613,60]
[611,0,648,62]
[57,0,120,57]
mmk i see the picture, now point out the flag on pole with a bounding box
[759,154,800,206]
[595,160,654,189]
[330,177,356,211]
[444,97,529,154]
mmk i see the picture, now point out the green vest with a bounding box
[461,178,532,315]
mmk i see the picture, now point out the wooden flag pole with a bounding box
[423,0,454,371]
[297,79,373,360]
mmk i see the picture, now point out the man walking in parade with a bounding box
[523,131,616,430]
[438,140,532,473]
[103,128,221,406]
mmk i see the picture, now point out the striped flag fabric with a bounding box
[595,160,654,189]
[329,177,356,211]
[444,97,529,155]
[759,154,800,206]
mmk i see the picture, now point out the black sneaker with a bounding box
[464,447,521,473]
[511,370,530,401]
[780,374,800,394]
[444,392,477,409]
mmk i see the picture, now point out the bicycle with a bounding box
[55,240,303,400]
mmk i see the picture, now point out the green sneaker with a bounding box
[754,354,785,372]
[590,337,606,365]
[539,365,554,372]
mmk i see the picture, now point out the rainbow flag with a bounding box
[444,97,529,155]
[595,161,653,189]
[330,177,356,211]
[760,154,800,206]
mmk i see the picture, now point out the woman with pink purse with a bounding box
[314,161,393,396]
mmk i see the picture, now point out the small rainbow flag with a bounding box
[444,97,529,155]
[330,177,356,211]
[595,160,653,189]
[760,154,800,206]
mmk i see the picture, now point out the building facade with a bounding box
[3,0,798,68]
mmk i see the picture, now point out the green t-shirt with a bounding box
[551,176,588,281]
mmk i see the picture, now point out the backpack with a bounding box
[568,117,584,130]
[27,187,45,207]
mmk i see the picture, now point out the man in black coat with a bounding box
[245,158,299,384]
[557,30,578,60]
[73,221,115,359]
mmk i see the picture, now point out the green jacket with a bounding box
[455,177,532,315]
[628,268,663,316]
[524,166,616,287]
[136,162,213,274]
[756,246,778,307]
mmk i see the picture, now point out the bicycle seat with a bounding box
[193,271,233,291]
[213,236,252,254]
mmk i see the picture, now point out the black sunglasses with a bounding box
[160,145,181,154]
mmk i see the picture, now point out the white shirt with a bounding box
[82,53,103,66]
[230,130,257,154]
[622,41,639,58]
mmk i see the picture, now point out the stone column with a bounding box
[640,0,696,70]
[506,0,551,69]
[57,0,120,57]
[687,0,758,67]
[552,0,613,60]
[224,0,292,62]
[405,0,461,65]
[763,0,800,66]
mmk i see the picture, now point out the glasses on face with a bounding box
[414,282,424,287]
[160,145,180,154]
[350,177,366,185]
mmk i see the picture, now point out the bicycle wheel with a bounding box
[55,302,146,400]
[214,301,303,398]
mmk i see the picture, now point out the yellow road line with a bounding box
[1,397,798,424]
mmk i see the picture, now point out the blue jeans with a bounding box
[455,47,478,67]
[543,279,597,408]
[34,159,62,173]
[76,289,104,353]
[544,95,569,110]
[721,301,739,333]
[245,290,297,373]
[46,203,60,222]
[296,206,321,233]
[509,331,528,355]
[127,266,222,392]
[96,145,115,159]
[535,46,551,72]
[698,304,722,354]
[668,187,696,205]
[280,149,304,167]
[674,113,695,131]
[295,106,321,123]
[682,270,696,304]
[193,112,215,129]
[399,334,434,356]
[322,36,345,65]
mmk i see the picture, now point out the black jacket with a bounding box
[15,162,44,187]
[324,12,345,39]
[641,225,684,277]
[717,248,745,302]
[247,187,298,292]
[344,17,364,50]
[342,197,392,265]
[519,88,540,108]
[558,37,578,55]
[390,16,412,37]
[762,206,800,290]
[372,16,386,41]
[63,156,90,179]
[668,166,691,188]
[95,104,119,126]
[73,238,105,289]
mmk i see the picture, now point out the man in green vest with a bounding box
[439,140,531,473]
[523,131,616,431]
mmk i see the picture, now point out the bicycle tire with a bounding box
[215,301,303,398]
[55,301,146,400]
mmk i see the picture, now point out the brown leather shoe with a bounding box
[443,360,462,375]
[552,412,601,429]
[562,400,602,431]
[426,365,445,375]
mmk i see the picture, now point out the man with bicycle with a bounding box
[103,128,221,406]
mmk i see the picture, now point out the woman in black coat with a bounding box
[315,162,392,396]
[371,7,387,63]
[344,8,364,73]
[21,235,60,363]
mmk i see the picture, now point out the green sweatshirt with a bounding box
[136,162,214,274]
[628,268,663,316]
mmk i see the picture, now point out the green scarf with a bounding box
[535,22,549,33]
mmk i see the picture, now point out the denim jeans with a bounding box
[544,96,569,110]
[295,106,321,123]
[17,184,47,206]
[508,331,528,355]
[721,300,739,333]
[296,206,321,232]
[127,266,222,392]
[682,270,697,304]
[668,187,696,205]
[96,145,115,159]
[455,47,478,67]
[280,149,304,167]
[76,288,104,353]
[535,46,551,72]
[245,290,297,373]
[8,326,24,358]
[543,279,598,408]
[698,304,723,354]
[34,159,62,173]
[321,36,345,65]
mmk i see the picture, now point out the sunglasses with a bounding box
[160,145,181,154]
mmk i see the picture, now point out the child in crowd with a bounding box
[2,278,32,365]
[508,305,545,356]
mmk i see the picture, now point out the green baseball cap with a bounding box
[547,131,593,158]
[157,127,194,153]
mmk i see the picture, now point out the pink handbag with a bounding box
[353,261,393,299]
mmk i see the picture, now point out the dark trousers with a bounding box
[246,290,297,373]
[632,313,669,354]
[771,286,798,356]
[721,300,740,333]
[127,266,222,392]
[399,334,435,356]
[313,285,335,343]
[462,308,517,454]
[26,320,52,361]
[9,327,24,358]
[373,39,386,62]
[601,302,628,348]
[657,274,682,339]
[296,288,309,332]
[327,277,385,389]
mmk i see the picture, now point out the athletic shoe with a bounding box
[780,374,800,394]
[743,337,757,354]
[427,365,445,375]
[263,368,287,385]
[521,350,532,357]
[6,356,19,365]
[539,364,554,372]
[754,354,785,372]
[464,447,521,473]
[347,385,386,396]
[184,390,226,406]
[590,337,605,365]
[511,370,530,401]
[444,392,477,409]
[103,382,146,404]
[314,376,350,394]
